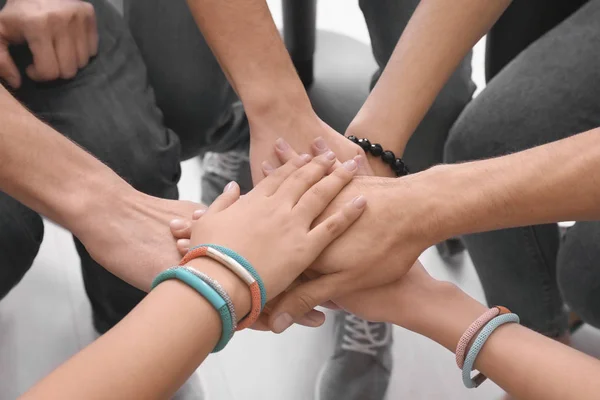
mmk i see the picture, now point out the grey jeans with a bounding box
[0,0,181,332]
[445,0,600,337]
[124,0,475,204]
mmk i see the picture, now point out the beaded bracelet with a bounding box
[181,244,265,330]
[346,135,410,177]
[455,306,511,368]
[151,267,233,352]
[182,267,237,336]
[462,313,520,388]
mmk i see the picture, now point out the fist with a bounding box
[0,0,98,88]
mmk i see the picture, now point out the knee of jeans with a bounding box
[0,209,44,299]
[557,222,600,329]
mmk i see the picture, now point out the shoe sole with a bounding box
[314,360,330,400]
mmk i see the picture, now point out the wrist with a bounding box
[243,81,313,130]
[394,280,487,352]
[346,108,412,157]
[185,257,251,321]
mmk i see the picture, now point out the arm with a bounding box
[0,85,202,290]
[264,130,600,328]
[21,151,365,399]
[21,258,249,400]
[184,0,369,181]
[346,0,511,163]
[338,263,600,400]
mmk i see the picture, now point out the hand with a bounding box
[249,113,373,184]
[262,138,435,332]
[71,189,206,292]
[185,151,366,303]
[0,0,98,88]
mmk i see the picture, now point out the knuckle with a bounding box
[296,292,316,314]
[323,216,343,237]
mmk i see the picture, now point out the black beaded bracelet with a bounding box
[346,135,410,177]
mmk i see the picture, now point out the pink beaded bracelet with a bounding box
[455,306,510,368]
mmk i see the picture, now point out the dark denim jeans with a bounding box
[445,0,600,337]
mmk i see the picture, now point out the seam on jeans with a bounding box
[521,225,564,337]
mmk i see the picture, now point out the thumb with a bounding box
[268,273,346,333]
[0,39,21,88]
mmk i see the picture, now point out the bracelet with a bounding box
[462,313,520,388]
[455,306,510,368]
[346,135,410,176]
[181,244,265,330]
[151,267,233,353]
[182,267,237,336]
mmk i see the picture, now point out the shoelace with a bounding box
[340,314,392,356]
[202,150,249,179]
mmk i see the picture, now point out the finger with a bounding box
[254,147,311,196]
[274,136,301,164]
[294,309,326,328]
[294,156,359,220]
[192,208,206,220]
[73,13,91,68]
[25,36,60,81]
[83,2,98,56]
[205,181,240,215]
[312,136,343,173]
[177,239,190,255]
[321,301,341,310]
[308,194,366,250]
[54,29,78,79]
[273,151,337,206]
[170,219,192,239]
[269,274,346,333]
[0,42,21,88]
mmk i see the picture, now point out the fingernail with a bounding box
[314,137,328,151]
[169,219,187,230]
[262,160,274,173]
[224,181,235,192]
[273,313,293,333]
[275,138,289,151]
[300,153,312,162]
[342,159,357,171]
[192,209,206,219]
[353,195,367,208]
[298,313,325,327]
[325,151,336,160]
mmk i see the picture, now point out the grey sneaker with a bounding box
[316,311,393,400]
[201,145,252,205]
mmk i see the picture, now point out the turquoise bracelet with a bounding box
[462,313,520,388]
[151,267,233,353]
[191,244,267,311]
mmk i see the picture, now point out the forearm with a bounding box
[398,128,600,244]
[0,86,129,229]
[347,0,510,156]
[399,282,600,400]
[185,0,312,121]
[22,258,250,399]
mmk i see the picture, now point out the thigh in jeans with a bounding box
[557,222,600,330]
[11,0,181,332]
[445,0,600,336]
[124,0,246,159]
[0,193,44,300]
[358,0,475,173]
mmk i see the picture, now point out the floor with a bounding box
[1,1,600,400]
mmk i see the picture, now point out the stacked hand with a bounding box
[172,137,435,332]
[180,151,367,311]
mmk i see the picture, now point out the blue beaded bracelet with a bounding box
[462,313,520,388]
[151,267,233,353]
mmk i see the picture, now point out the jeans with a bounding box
[124,0,476,204]
[0,0,182,332]
[445,0,600,337]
